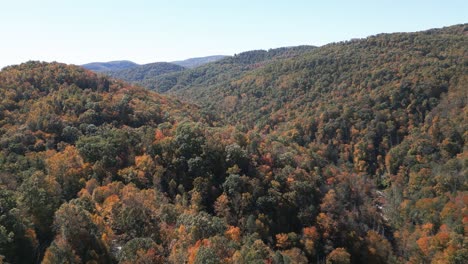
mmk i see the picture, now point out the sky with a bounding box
[1,0,467,68]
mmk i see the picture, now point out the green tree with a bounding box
[18,171,62,240]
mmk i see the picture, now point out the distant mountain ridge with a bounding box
[82,55,228,73]
[81,60,138,72]
[90,45,316,93]
[106,62,186,83]
[171,55,228,68]
[82,55,229,85]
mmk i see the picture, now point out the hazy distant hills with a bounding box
[81,60,138,72]
[82,55,227,73]
[106,62,186,83]
[171,55,228,68]
[81,48,315,91]
[82,55,229,86]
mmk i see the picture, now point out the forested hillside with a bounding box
[145,46,316,93]
[161,24,467,263]
[0,24,466,264]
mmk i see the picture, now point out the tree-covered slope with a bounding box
[151,24,467,263]
[146,45,316,93]
[170,25,467,129]
[0,61,207,263]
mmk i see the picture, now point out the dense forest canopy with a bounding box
[0,24,467,263]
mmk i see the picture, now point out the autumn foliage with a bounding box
[0,24,467,263]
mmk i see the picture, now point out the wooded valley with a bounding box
[0,24,466,263]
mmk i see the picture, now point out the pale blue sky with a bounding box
[1,0,466,68]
